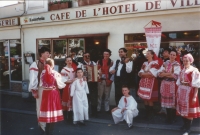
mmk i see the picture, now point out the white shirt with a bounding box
[109,60,133,76]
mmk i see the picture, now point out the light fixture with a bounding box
[95,41,99,45]
[184,32,188,35]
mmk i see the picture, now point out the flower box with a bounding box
[60,2,69,9]
[49,3,60,11]
[88,0,100,5]
[78,0,89,6]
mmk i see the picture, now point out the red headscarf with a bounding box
[44,64,53,84]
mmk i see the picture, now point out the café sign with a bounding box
[0,17,19,27]
[20,0,200,25]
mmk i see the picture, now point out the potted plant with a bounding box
[77,0,89,7]
[60,0,69,9]
[88,0,100,5]
[49,0,60,11]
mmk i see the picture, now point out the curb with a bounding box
[1,108,200,133]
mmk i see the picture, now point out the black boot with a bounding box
[171,109,176,123]
[180,117,187,131]
[63,111,68,122]
[183,119,192,135]
[49,123,55,135]
[144,105,149,119]
[91,105,97,117]
[39,126,45,135]
[68,111,73,122]
[45,123,50,135]
[148,106,154,119]
[166,108,171,124]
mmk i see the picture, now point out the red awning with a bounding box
[59,33,110,38]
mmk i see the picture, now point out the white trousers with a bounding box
[112,109,136,125]
[97,80,111,111]
[36,87,46,131]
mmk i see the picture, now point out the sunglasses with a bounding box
[84,55,90,57]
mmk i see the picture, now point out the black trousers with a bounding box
[114,77,124,105]
[87,82,98,114]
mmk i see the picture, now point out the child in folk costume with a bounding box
[138,50,160,119]
[112,86,138,130]
[158,49,181,124]
[61,56,77,122]
[70,68,89,125]
[176,54,200,135]
[38,58,66,135]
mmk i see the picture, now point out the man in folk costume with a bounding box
[97,49,113,113]
[28,46,50,134]
[138,50,160,119]
[80,52,98,117]
[109,48,133,105]
[157,49,181,124]
[176,54,200,135]
[38,58,66,135]
[61,56,77,123]
[70,68,89,125]
[111,86,138,130]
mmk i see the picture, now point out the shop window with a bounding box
[124,30,200,70]
[37,39,51,58]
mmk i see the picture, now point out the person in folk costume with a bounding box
[109,48,133,105]
[38,58,66,135]
[61,56,77,122]
[70,68,89,125]
[176,53,200,135]
[97,49,113,113]
[80,52,98,117]
[157,48,171,115]
[157,49,181,124]
[111,86,139,130]
[28,46,50,134]
[137,50,160,119]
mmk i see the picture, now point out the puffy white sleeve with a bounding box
[109,60,116,72]
[149,62,159,77]
[85,81,89,94]
[28,62,38,92]
[191,69,200,88]
[138,63,145,75]
[70,81,76,97]
[126,97,137,111]
[176,74,181,86]
[173,65,181,80]
[56,72,66,89]
[126,61,133,73]
[60,69,69,83]
[157,65,165,76]
[117,96,124,109]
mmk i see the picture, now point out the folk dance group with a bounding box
[29,47,200,135]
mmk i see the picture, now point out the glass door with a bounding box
[0,40,10,89]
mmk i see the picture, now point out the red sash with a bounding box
[137,78,154,100]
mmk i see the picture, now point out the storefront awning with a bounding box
[59,33,109,38]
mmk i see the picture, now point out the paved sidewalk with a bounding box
[0,93,200,132]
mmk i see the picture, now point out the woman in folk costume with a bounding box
[157,49,181,124]
[111,86,138,130]
[61,56,77,122]
[176,53,200,135]
[70,68,89,125]
[38,58,66,135]
[138,50,160,119]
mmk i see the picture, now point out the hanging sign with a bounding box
[144,20,162,56]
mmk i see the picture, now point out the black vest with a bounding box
[114,60,129,85]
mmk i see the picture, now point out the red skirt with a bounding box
[176,85,200,118]
[62,84,72,111]
[160,80,177,108]
[38,89,63,123]
[138,77,158,102]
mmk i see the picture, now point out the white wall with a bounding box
[22,11,200,105]
[0,3,24,19]
[25,0,48,15]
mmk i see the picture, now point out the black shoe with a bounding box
[79,121,86,126]
[182,130,191,135]
[125,125,133,130]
